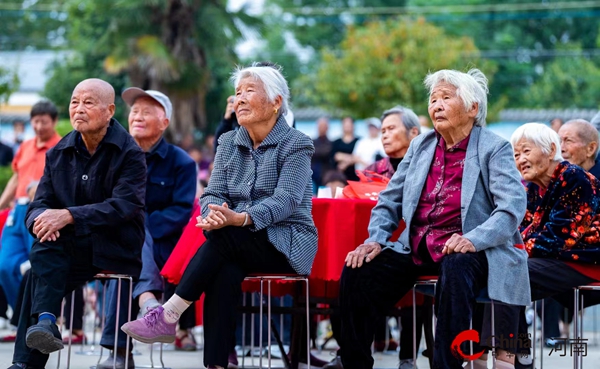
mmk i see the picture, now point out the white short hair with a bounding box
[424,69,489,127]
[510,122,563,161]
[230,63,290,117]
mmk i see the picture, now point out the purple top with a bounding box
[410,133,469,264]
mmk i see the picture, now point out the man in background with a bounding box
[559,119,600,177]
[97,88,196,368]
[311,116,332,188]
[0,101,61,315]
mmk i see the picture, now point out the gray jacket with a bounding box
[366,126,531,306]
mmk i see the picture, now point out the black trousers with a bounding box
[0,285,8,320]
[63,286,84,331]
[175,226,295,369]
[498,258,598,354]
[339,249,489,369]
[12,237,101,368]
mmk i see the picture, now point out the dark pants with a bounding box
[339,249,489,369]
[0,285,8,320]
[13,237,101,368]
[63,286,84,331]
[10,270,29,327]
[399,304,425,360]
[499,258,598,354]
[175,226,295,369]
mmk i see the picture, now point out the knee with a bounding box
[440,253,478,278]
[340,266,369,301]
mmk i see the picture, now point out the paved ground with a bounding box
[1,307,600,368]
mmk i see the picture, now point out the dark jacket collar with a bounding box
[146,137,168,159]
[55,118,128,151]
[234,116,290,149]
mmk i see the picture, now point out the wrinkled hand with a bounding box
[33,209,73,242]
[442,234,476,254]
[196,202,243,231]
[345,242,382,268]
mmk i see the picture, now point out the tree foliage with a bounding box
[409,0,600,108]
[0,0,68,50]
[312,17,494,118]
[0,67,20,104]
[42,0,259,141]
[524,47,600,109]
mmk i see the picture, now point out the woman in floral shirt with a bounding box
[515,123,600,263]
[502,123,600,367]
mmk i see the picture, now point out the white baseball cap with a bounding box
[122,88,172,120]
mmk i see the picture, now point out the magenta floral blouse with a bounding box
[410,134,469,264]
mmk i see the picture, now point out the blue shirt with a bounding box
[145,137,197,267]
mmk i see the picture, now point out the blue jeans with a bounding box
[0,203,34,308]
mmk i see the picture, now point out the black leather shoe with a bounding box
[7,364,44,369]
[323,356,343,369]
[96,350,135,369]
[25,320,63,354]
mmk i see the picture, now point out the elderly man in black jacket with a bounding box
[8,78,147,369]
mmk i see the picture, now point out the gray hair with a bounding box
[380,105,421,136]
[230,62,290,117]
[563,119,599,158]
[424,68,489,127]
[510,122,563,161]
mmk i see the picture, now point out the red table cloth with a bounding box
[160,198,407,324]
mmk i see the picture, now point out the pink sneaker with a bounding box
[121,306,176,344]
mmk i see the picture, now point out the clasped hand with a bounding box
[196,202,242,231]
[345,241,382,268]
[32,209,74,242]
[442,234,476,254]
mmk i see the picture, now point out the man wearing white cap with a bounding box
[97,88,197,368]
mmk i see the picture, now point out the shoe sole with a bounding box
[121,326,174,344]
[25,328,64,354]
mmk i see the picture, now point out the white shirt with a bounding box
[353,136,385,170]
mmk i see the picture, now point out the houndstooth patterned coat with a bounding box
[201,116,318,275]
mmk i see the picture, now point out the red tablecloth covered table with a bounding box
[160,198,406,324]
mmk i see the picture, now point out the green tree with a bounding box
[0,66,20,103]
[268,0,408,51]
[313,17,494,118]
[408,0,600,107]
[0,0,68,50]
[43,0,259,141]
[523,46,600,109]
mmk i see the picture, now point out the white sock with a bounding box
[162,294,191,323]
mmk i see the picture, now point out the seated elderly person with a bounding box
[325,105,424,369]
[338,69,530,369]
[122,63,317,369]
[365,105,421,177]
[505,123,600,363]
[558,119,600,178]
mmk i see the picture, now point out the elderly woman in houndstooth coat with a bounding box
[122,62,317,369]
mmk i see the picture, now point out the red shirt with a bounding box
[12,133,61,198]
[410,133,469,264]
